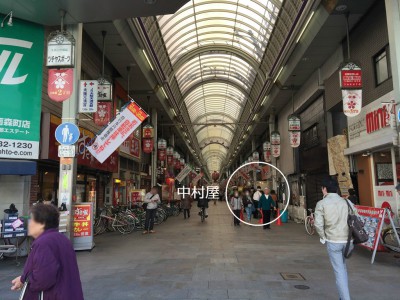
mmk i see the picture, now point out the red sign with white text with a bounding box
[341,69,362,89]
[73,204,92,238]
[48,68,74,102]
[340,62,362,89]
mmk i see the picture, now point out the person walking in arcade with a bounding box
[258,187,275,229]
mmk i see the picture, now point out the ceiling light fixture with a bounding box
[296,11,315,43]
[274,67,284,83]
[261,96,267,106]
[161,86,168,99]
[1,11,13,28]
[142,49,154,70]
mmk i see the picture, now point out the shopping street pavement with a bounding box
[1,202,400,300]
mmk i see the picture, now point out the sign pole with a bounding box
[371,209,387,264]
[387,208,400,249]
[58,23,83,240]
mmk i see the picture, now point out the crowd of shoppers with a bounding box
[228,186,277,227]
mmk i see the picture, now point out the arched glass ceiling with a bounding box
[157,0,283,174]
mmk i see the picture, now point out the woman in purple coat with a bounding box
[11,204,84,300]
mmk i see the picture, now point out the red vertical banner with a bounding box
[94,102,112,126]
[48,68,74,102]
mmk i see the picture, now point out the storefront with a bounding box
[0,18,44,214]
[344,91,399,215]
[37,113,118,210]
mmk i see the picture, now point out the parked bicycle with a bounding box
[94,206,135,235]
[304,208,315,235]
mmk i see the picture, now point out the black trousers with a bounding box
[253,201,259,218]
[184,209,190,218]
[262,210,271,229]
[145,208,156,231]
[233,209,241,225]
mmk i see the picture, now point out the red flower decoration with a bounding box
[347,100,356,109]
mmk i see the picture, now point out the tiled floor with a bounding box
[1,202,400,299]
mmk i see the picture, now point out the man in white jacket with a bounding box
[314,178,352,300]
[143,186,161,234]
[252,186,262,218]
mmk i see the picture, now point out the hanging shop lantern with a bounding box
[288,115,301,131]
[166,177,175,186]
[252,151,259,161]
[342,89,362,117]
[271,131,281,145]
[166,146,174,155]
[263,141,271,151]
[263,150,272,163]
[340,62,362,117]
[97,77,112,101]
[166,146,174,166]
[167,155,174,166]
[174,152,181,169]
[271,144,281,158]
[289,131,301,148]
[212,171,220,181]
[142,138,154,153]
[158,138,167,150]
[175,158,182,170]
[142,124,154,138]
[288,115,301,148]
[262,141,271,163]
[158,149,166,161]
[46,29,75,68]
[173,151,180,160]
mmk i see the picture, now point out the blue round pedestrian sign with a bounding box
[55,123,80,145]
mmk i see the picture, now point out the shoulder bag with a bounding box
[344,200,368,258]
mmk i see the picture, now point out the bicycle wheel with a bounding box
[172,207,181,217]
[201,208,205,223]
[124,215,136,234]
[94,218,105,235]
[382,228,400,252]
[115,215,128,234]
[305,216,314,235]
[154,210,164,225]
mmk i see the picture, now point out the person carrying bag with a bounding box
[344,200,368,258]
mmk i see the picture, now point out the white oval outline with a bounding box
[225,162,290,227]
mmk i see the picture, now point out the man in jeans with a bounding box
[314,178,353,300]
[143,186,161,234]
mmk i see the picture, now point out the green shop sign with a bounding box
[0,17,44,159]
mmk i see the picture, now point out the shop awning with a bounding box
[344,134,395,156]
[0,160,37,175]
